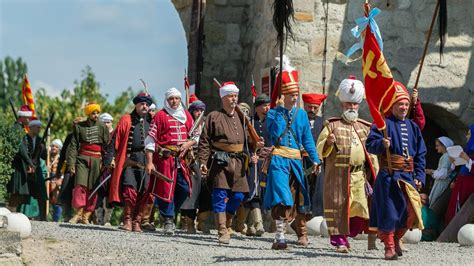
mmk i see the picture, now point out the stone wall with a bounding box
[171,0,473,142]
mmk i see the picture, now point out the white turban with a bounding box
[164,87,186,124]
[99,113,113,123]
[165,87,182,99]
[336,77,365,104]
[219,82,239,98]
[51,139,63,149]
[438,136,454,148]
[28,120,42,128]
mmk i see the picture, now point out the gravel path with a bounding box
[21,221,472,265]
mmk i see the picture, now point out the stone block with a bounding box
[392,11,414,28]
[0,230,22,255]
[226,24,241,43]
[205,22,226,44]
[214,0,227,6]
[228,44,243,59]
[215,7,245,23]
[294,0,315,13]
[294,12,314,22]
[396,0,411,10]
[229,0,251,7]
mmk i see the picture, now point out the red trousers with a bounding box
[122,185,153,209]
[72,185,98,212]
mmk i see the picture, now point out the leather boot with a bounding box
[216,213,230,244]
[234,207,249,234]
[197,211,211,234]
[68,208,83,224]
[271,219,288,250]
[394,229,407,256]
[119,204,133,231]
[294,213,309,246]
[246,210,256,236]
[252,208,265,237]
[163,217,176,235]
[141,204,156,232]
[379,231,398,260]
[132,205,144,233]
[182,215,197,234]
[226,213,234,235]
[368,233,379,250]
[81,211,93,225]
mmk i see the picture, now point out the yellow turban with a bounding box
[84,102,101,116]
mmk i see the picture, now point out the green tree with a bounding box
[35,66,136,140]
[0,56,28,111]
[0,112,21,201]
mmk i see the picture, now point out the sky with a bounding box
[0,0,187,102]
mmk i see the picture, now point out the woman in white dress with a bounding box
[425,136,454,208]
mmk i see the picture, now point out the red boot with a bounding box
[394,229,407,257]
[379,231,398,260]
[119,204,133,232]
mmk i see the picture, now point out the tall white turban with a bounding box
[336,76,365,104]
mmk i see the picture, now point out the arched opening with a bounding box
[421,103,468,193]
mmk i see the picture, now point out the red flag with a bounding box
[250,74,257,98]
[362,12,394,130]
[22,75,36,119]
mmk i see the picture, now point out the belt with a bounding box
[381,154,414,172]
[79,150,101,158]
[271,146,301,160]
[158,145,180,158]
[350,164,364,172]
[212,142,244,153]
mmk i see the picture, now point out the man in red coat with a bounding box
[108,92,154,232]
[145,87,195,235]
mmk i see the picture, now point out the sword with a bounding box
[88,174,112,201]
[124,158,173,183]
[188,111,205,137]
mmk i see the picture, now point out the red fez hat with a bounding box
[302,93,327,105]
[382,81,411,115]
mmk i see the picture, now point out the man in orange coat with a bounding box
[108,92,154,232]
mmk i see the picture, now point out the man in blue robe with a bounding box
[264,61,321,250]
[366,82,426,260]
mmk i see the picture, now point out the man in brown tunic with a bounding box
[199,81,251,244]
[317,76,378,253]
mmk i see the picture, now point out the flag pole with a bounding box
[185,69,190,109]
[364,1,393,175]
[407,0,440,118]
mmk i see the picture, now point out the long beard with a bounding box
[342,109,358,122]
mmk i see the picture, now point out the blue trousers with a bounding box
[212,188,245,215]
[52,204,63,222]
[156,169,189,219]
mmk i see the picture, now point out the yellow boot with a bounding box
[68,208,83,224]
[81,211,93,225]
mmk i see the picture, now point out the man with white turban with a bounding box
[49,138,63,222]
[317,75,379,253]
[145,88,195,235]
[198,81,252,245]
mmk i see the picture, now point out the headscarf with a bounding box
[84,102,101,116]
[164,87,187,124]
[188,100,206,113]
[437,136,454,149]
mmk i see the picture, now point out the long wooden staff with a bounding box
[407,0,441,118]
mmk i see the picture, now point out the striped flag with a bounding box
[22,75,36,119]
[251,74,257,97]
